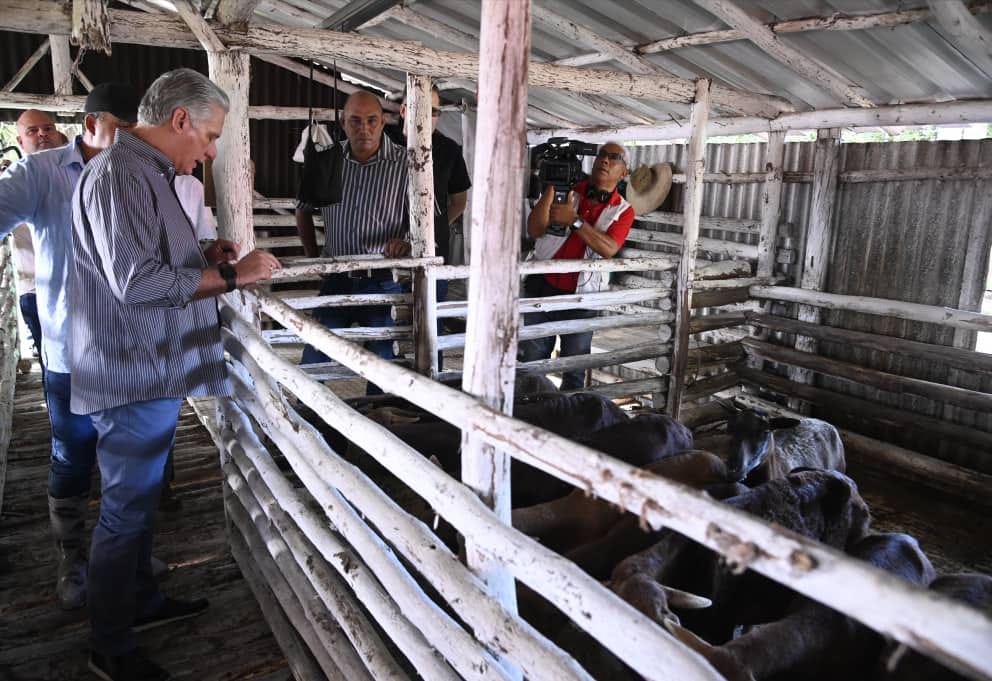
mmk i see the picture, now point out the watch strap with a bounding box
[217,262,238,293]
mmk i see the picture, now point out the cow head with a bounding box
[725,409,800,482]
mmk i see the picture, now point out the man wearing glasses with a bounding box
[520,142,635,390]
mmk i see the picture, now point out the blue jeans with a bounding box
[301,274,401,394]
[44,371,99,499]
[518,276,594,391]
[19,292,43,369]
[88,397,181,656]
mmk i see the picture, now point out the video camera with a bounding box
[528,137,598,236]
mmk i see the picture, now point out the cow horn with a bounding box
[661,585,712,609]
[663,618,711,650]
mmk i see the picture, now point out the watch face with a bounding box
[571,218,583,230]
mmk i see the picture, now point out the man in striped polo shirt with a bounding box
[70,69,280,681]
[296,90,411,391]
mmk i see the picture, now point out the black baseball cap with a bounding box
[84,82,140,123]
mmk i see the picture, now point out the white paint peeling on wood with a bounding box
[71,0,111,54]
[668,79,711,419]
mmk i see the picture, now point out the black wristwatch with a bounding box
[217,262,238,293]
[570,217,584,232]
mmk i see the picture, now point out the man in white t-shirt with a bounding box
[174,174,217,241]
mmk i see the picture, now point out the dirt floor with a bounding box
[0,369,290,681]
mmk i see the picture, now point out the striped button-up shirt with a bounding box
[316,133,409,257]
[69,129,230,414]
[0,139,84,373]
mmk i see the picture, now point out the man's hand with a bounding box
[203,239,240,265]
[235,249,282,286]
[384,238,412,258]
[548,191,579,226]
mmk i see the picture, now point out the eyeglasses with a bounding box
[596,150,626,162]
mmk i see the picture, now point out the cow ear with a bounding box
[769,417,801,430]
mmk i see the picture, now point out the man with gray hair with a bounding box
[70,67,280,681]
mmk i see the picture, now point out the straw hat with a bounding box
[625,162,673,216]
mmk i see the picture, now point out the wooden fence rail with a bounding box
[0,239,17,515]
[223,288,992,681]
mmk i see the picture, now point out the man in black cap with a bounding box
[0,82,140,611]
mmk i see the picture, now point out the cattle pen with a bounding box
[1,1,992,680]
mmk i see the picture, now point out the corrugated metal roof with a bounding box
[344,0,992,124]
[4,1,992,130]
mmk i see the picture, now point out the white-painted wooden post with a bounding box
[666,78,711,420]
[460,100,476,263]
[788,128,840,407]
[208,50,255,321]
[757,131,786,279]
[460,0,530,673]
[49,34,72,98]
[749,130,787,371]
[406,74,439,376]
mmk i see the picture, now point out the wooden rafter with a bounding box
[540,3,992,73]
[252,54,399,112]
[531,4,675,77]
[691,0,876,108]
[0,2,793,116]
[1,38,50,92]
[639,2,992,54]
[174,0,226,52]
[527,99,992,143]
[927,0,992,76]
[372,5,654,125]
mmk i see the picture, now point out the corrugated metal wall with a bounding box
[623,140,815,267]
[818,140,992,473]
[628,138,992,473]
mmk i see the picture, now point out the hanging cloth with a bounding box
[296,61,344,207]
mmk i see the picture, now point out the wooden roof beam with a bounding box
[527,99,992,143]
[638,2,992,54]
[0,2,793,116]
[690,0,877,108]
[365,6,657,125]
[927,0,992,76]
[531,4,675,77]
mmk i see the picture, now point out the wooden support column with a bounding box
[756,131,786,278]
[459,0,530,668]
[788,128,841,406]
[406,74,438,376]
[72,0,111,55]
[49,34,72,98]
[459,103,477,262]
[750,130,786,371]
[666,78,711,420]
[208,50,255,320]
